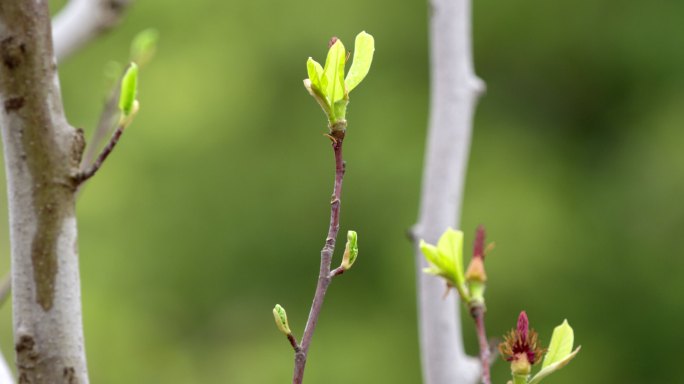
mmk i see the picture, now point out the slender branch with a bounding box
[287,334,301,352]
[52,0,131,61]
[76,121,127,184]
[329,266,346,278]
[470,306,491,384]
[81,85,121,171]
[413,0,485,382]
[292,130,346,384]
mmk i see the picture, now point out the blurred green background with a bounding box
[1,0,683,383]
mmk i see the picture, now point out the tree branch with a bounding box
[76,120,127,184]
[414,0,485,383]
[471,306,492,384]
[52,0,131,61]
[0,1,90,382]
[292,130,346,384]
[80,85,120,172]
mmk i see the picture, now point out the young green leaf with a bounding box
[345,31,375,93]
[437,228,465,288]
[341,230,359,269]
[528,346,581,384]
[306,57,324,93]
[542,319,574,369]
[272,304,292,335]
[118,62,139,116]
[420,241,453,279]
[322,40,346,106]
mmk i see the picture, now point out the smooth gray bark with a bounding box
[0,1,89,382]
[414,0,485,383]
[52,0,130,62]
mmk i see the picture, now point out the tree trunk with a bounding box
[0,1,89,383]
[414,0,485,383]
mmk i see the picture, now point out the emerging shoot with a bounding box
[304,31,375,130]
[118,62,139,124]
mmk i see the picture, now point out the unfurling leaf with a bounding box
[272,304,291,335]
[322,39,346,105]
[528,320,581,384]
[345,31,375,93]
[542,320,574,369]
[341,230,359,269]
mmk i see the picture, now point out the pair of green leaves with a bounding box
[304,31,375,127]
[420,228,469,301]
[528,320,581,384]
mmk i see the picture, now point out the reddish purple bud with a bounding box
[473,225,486,260]
[328,37,339,48]
[517,311,529,341]
[499,310,545,368]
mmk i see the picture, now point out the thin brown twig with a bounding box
[76,122,126,185]
[81,86,121,170]
[287,333,300,352]
[292,129,346,384]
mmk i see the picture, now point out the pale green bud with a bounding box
[341,230,358,270]
[272,304,291,335]
[118,62,139,117]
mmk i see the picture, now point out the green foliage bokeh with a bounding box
[1,0,683,383]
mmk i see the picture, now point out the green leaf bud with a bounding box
[118,62,139,117]
[272,304,291,335]
[341,230,358,270]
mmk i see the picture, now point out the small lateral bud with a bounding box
[466,225,488,282]
[341,230,358,270]
[465,257,487,283]
[272,304,291,335]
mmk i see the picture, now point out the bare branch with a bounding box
[76,121,127,185]
[80,85,120,171]
[292,130,347,384]
[471,306,492,384]
[52,0,131,61]
[413,0,486,383]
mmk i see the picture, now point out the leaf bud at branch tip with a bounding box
[119,62,139,118]
[466,225,488,283]
[473,225,486,260]
[272,304,291,335]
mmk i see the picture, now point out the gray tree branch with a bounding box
[52,0,131,61]
[414,0,485,383]
[0,1,90,382]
